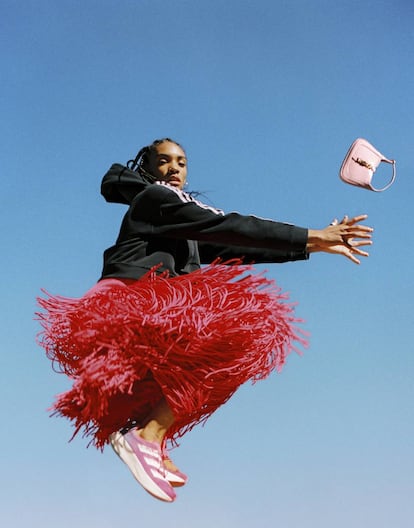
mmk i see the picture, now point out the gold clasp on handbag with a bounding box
[352,157,374,171]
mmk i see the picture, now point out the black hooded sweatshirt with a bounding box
[99,164,309,280]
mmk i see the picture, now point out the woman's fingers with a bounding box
[345,246,370,264]
[344,214,368,225]
[347,239,372,248]
[345,226,373,238]
[350,246,370,256]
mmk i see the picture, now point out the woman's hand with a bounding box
[307,214,373,264]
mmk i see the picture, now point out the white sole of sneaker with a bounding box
[110,432,176,502]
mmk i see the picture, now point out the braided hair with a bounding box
[127,138,185,184]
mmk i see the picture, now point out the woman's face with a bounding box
[147,141,188,189]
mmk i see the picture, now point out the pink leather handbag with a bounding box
[340,138,396,191]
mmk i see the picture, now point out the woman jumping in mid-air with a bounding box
[37,138,373,502]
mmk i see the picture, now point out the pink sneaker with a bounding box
[110,430,176,502]
[162,449,188,487]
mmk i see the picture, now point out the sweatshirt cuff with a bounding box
[290,226,308,250]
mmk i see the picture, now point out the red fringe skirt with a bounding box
[36,262,307,449]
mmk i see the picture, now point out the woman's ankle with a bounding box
[138,422,166,445]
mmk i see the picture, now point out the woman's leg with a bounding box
[110,398,178,501]
[139,397,175,444]
[135,398,185,480]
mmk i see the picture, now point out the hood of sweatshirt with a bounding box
[101,163,150,205]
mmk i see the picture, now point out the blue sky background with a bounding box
[1,1,413,526]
